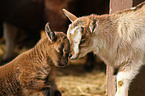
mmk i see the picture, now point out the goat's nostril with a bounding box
[69,54,72,58]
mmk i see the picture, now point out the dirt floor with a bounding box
[0,37,106,96]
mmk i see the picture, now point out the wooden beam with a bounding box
[109,0,132,14]
[106,65,116,96]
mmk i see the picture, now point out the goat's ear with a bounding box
[63,9,77,22]
[89,19,98,33]
[45,23,57,42]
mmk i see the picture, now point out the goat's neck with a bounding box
[29,38,54,67]
[92,15,119,65]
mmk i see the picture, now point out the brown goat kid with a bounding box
[0,23,70,96]
[64,1,145,96]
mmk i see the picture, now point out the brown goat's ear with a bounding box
[45,23,57,42]
[63,9,77,22]
[89,19,98,33]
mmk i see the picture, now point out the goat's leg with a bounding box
[46,69,61,96]
[115,62,142,96]
[2,22,18,61]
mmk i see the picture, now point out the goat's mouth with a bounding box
[57,59,68,67]
[69,53,79,60]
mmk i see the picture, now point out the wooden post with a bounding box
[106,0,133,96]
[106,65,116,96]
[109,0,133,13]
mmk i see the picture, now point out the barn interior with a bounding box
[0,0,144,96]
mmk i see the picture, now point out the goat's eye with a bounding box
[80,38,86,44]
[58,45,64,55]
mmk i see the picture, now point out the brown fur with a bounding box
[0,24,70,96]
[64,1,145,96]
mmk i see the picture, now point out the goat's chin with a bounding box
[70,53,79,60]
[55,59,68,67]
[70,54,85,60]
[78,54,86,59]
[70,52,88,60]
[57,63,66,67]
[70,56,78,60]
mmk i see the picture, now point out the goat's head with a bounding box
[63,9,97,60]
[45,23,70,67]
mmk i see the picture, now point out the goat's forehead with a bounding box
[69,30,82,44]
[71,19,89,28]
[56,33,67,39]
[55,34,69,44]
[68,19,90,35]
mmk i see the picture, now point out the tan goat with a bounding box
[63,1,145,96]
[0,23,70,96]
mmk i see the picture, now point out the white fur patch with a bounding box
[116,71,132,96]
[116,61,142,96]
[70,26,82,59]
[70,26,78,34]
[130,7,136,10]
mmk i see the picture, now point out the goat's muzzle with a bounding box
[69,53,72,58]
[58,58,68,67]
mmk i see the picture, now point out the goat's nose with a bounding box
[69,54,72,58]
